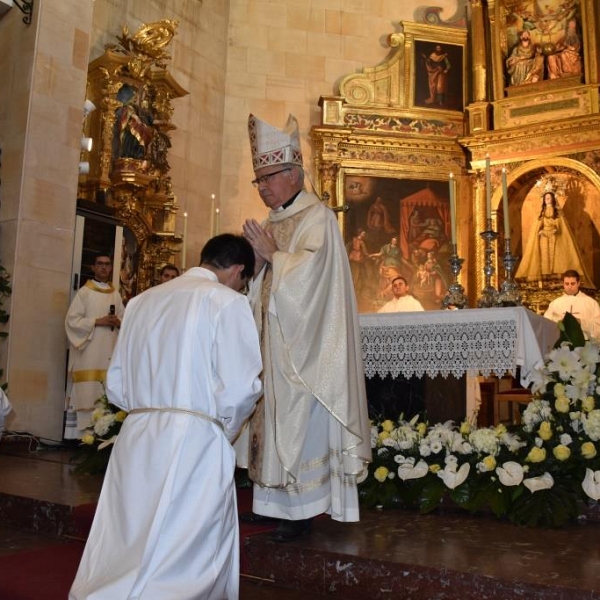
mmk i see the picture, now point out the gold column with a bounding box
[466,0,491,132]
[470,0,487,103]
[472,171,487,299]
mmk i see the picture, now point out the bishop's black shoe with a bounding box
[239,511,279,524]
[269,518,312,542]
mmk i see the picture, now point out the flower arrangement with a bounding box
[73,393,127,474]
[359,313,600,528]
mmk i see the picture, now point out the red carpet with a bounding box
[0,487,276,599]
[0,541,85,600]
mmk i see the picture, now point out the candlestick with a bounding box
[210,194,215,237]
[449,173,457,246]
[182,212,188,271]
[485,154,492,221]
[477,222,499,308]
[441,244,468,309]
[215,208,220,235]
[501,168,510,239]
[498,238,522,307]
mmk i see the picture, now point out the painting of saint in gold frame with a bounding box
[343,174,453,313]
[414,40,465,111]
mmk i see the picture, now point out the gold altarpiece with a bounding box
[78,20,188,297]
[312,2,600,313]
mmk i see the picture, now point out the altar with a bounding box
[359,307,559,423]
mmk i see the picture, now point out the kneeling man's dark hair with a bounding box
[200,234,255,279]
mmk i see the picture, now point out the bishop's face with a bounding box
[252,164,299,210]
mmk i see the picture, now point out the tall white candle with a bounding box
[485,154,492,221]
[182,211,188,271]
[215,208,220,235]
[502,168,510,239]
[210,194,215,237]
[449,173,457,246]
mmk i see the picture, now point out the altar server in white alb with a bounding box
[65,252,124,437]
[544,269,600,340]
[237,113,371,541]
[69,234,263,600]
[377,275,425,313]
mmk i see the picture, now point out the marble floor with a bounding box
[2,437,600,599]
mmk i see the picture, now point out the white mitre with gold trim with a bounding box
[248,113,303,170]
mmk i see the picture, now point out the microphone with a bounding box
[109,304,115,331]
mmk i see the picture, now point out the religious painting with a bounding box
[503,0,583,88]
[414,40,465,111]
[343,175,453,313]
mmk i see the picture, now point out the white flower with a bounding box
[469,428,500,456]
[523,472,554,493]
[521,399,552,432]
[437,461,470,490]
[547,345,581,380]
[498,431,526,453]
[418,442,431,457]
[496,461,524,486]
[576,343,600,368]
[370,425,379,448]
[582,468,600,501]
[97,435,117,450]
[582,410,600,442]
[397,459,429,481]
[382,437,400,450]
[559,433,573,446]
[93,414,116,437]
[430,441,443,454]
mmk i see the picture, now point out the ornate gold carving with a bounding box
[79,20,188,298]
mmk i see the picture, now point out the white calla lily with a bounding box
[582,468,600,501]
[495,461,524,486]
[523,472,554,493]
[397,459,429,481]
[437,462,470,490]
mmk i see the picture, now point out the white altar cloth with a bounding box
[359,307,559,389]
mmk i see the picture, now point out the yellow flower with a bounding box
[429,464,441,473]
[538,421,553,441]
[417,423,427,436]
[378,431,390,443]
[494,424,507,436]
[115,411,127,423]
[555,396,570,413]
[581,442,597,459]
[482,455,497,471]
[526,447,546,463]
[374,466,389,482]
[554,383,566,397]
[459,422,471,435]
[582,396,595,413]
[553,445,571,461]
[381,419,395,433]
[81,432,95,445]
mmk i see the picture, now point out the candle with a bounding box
[485,154,492,221]
[215,208,220,235]
[182,212,188,271]
[210,194,215,237]
[449,173,457,246]
[502,168,510,239]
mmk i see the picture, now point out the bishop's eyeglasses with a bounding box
[251,168,291,188]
